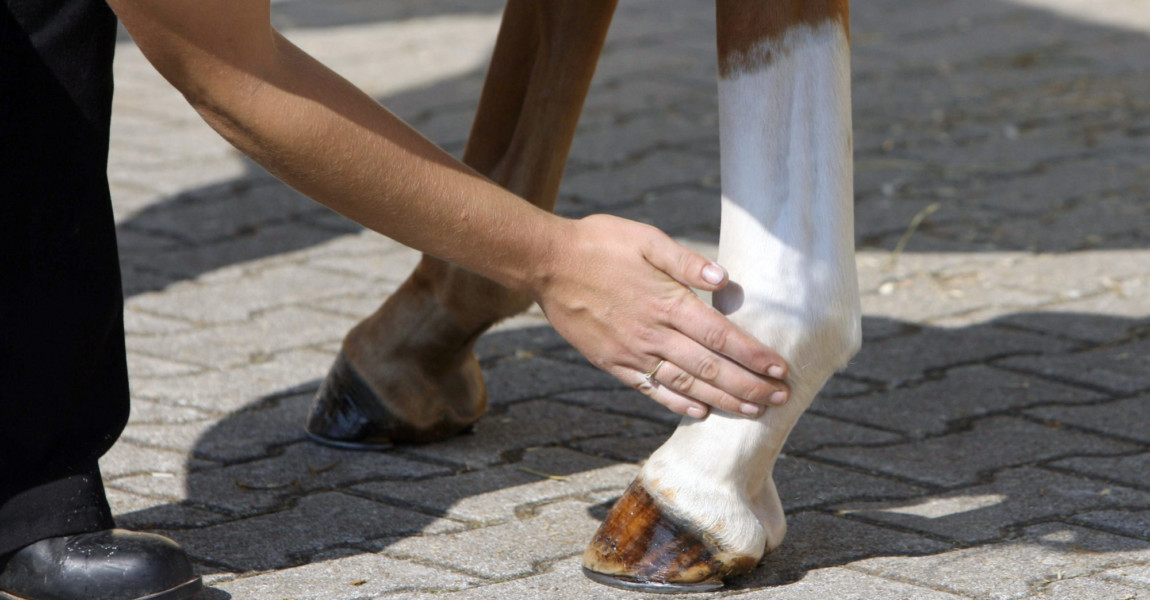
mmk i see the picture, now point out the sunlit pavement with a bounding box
[103,0,1150,597]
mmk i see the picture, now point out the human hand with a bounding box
[531,214,789,419]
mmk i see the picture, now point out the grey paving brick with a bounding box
[356,447,636,524]
[130,348,331,413]
[383,556,637,600]
[1020,575,1147,600]
[1096,563,1150,592]
[121,393,314,462]
[106,488,230,530]
[482,356,627,405]
[380,499,602,580]
[1000,339,1150,394]
[852,523,1150,600]
[127,264,372,324]
[733,511,951,589]
[813,416,1139,487]
[569,433,671,464]
[403,400,664,469]
[165,492,462,572]
[782,413,904,453]
[560,150,718,207]
[553,389,682,427]
[774,455,927,511]
[844,325,1076,386]
[215,552,481,598]
[815,365,1106,438]
[835,467,1150,543]
[126,307,353,369]
[1069,508,1150,542]
[117,442,449,516]
[732,567,969,600]
[1026,395,1150,444]
[1052,452,1150,490]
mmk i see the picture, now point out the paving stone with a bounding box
[1069,508,1150,542]
[998,300,1150,346]
[813,416,1139,487]
[569,433,671,464]
[482,356,626,405]
[835,467,1150,543]
[100,441,194,481]
[127,264,372,324]
[384,556,635,600]
[732,511,951,589]
[126,307,353,369]
[130,222,343,281]
[1027,395,1150,444]
[782,413,904,453]
[560,150,718,207]
[117,442,449,516]
[844,325,1077,386]
[852,523,1150,600]
[121,393,314,462]
[130,348,332,413]
[1096,563,1150,591]
[1000,339,1150,394]
[553,389,682,427]
[105,488,230,530]
[122,308,197,336]
[357,447,636,524]
[165,492,462,572]
[381,499,602,580]
[1020,575,1147,600]
[732,567,969,600]
[216,552,481,598]
[774,455,927,511]
[815,365,1106,438]
[403,400,665,469]
[1052,452,1150,490]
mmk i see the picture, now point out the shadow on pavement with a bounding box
[108,0,1150,593]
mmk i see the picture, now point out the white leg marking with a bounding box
[641,20,860,560]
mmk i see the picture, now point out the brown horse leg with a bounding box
[307,0,619,448]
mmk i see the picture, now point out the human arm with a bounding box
[105,0,790,416]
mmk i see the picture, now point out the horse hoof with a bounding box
[582,478,757,591]
[305,351,482,449]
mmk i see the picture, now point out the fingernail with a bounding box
[702,263,726,285]
[768,365,785,378]
[740,403,762,416]
[687,406,707,419]
[770,391,788,404]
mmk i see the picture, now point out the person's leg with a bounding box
[0,2,200,598]
[0,0,127,557]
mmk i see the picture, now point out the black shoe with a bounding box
[0,529,202,600]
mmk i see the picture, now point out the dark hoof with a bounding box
[582,478,756,591]
[0,529,202,600]
[306,351,481,449]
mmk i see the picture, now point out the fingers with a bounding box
[648,352,788,417]
[633,375,710,419]
[640,229,729,292]
[668,293,788,380]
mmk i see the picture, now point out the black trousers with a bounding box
[0,0,127,557]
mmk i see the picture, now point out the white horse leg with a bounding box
[584,2,859,589]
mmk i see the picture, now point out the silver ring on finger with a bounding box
[641,359,666,386]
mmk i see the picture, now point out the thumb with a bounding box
[643,232,729,291]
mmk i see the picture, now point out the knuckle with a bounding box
[668,368,696,393]
[702,324,729,353]
[695,355,721,382]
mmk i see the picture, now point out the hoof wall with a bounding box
[582,479,757,590]
[582,567,724,594]
[306,352,399,450]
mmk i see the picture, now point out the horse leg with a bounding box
[307,0,618,448]
[583,0,860,589]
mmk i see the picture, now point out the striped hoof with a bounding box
[582,478,758,592]
[306,351,485,449]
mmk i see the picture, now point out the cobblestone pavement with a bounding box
[103,0,1150,598]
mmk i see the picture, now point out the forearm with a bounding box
[111,1,564,292]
